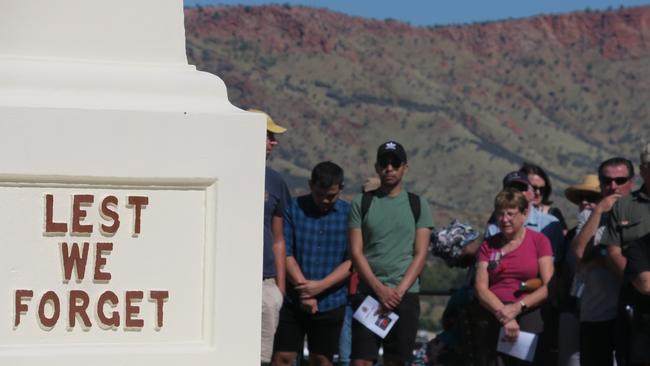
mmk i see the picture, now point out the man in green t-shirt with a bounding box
[348,140,433,366]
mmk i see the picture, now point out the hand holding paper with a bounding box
[352,296,399,338]
[502,319,520,341]
[497,327,538,362]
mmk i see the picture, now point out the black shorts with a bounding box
[350,293,420,362]
[273,301,346,357]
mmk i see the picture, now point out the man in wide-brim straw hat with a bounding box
[556,174,602,366]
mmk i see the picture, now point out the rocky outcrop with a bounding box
[184,4,650,227]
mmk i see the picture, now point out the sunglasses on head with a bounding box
[378,157,403,169]
[599,176,630,186]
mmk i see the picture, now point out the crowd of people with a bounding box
[256,109,650,366]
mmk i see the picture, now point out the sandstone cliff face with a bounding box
[445,8,650,60]
[187,5,650,60]
[185,5,650,227]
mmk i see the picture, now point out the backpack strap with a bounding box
[407,192,421,223]
[361,190,376,221]
[361,189,421,223]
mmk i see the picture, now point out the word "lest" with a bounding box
[44,194,148,235]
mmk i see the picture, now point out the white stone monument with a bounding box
[0,1,265,365]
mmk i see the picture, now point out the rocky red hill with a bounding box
[185,5,650,226]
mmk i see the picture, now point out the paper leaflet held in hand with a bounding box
[352,296,399,338]
[496,328,538,362]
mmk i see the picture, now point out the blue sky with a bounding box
[183,0,650,26]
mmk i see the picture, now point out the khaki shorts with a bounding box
[261,278,283,363]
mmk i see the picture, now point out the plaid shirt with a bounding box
[284,194,350,312]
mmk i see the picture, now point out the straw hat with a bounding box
[565,174,601,205]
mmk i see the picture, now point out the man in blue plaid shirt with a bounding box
[272,161,351,366]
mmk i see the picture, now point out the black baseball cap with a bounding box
[502,171,530,188]
[376,141,407,163]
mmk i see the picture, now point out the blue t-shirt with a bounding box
[264,167,291,278]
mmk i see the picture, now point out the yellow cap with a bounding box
[248,109,287,134]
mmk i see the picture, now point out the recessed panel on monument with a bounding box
[4,182,208,344]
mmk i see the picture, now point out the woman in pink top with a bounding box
[475,189,554,365]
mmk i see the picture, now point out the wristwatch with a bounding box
[519,300,528,311]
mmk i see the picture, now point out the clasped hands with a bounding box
[502,319,520,342]
[295,280,325,314]
[375,284,405,312]
[495,303,522,325]
[495,303,523,342]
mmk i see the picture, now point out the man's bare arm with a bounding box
[396,227,432,296]
[606,245,627,278]
[349,228,382,293]
[349,227,399,309]
[286,256,306,286]
[572,210,602,260]
[271,215,286,294]
[574,195,622,261]
[295,260,352,298]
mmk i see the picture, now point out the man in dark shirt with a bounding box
[620,233,650,366]
[255,109,291,365]
[626,235,650,295]
[272,161,351,366]
[601,143,650,366]
[571,157,634,366]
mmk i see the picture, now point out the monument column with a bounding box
[0,1,265,365]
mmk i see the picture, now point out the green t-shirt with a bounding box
[349,190,433,293]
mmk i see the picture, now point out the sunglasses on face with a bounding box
[599,176,630,186]
[378,157,403,169]
[578,192,602,204]
[530,184,545,193]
